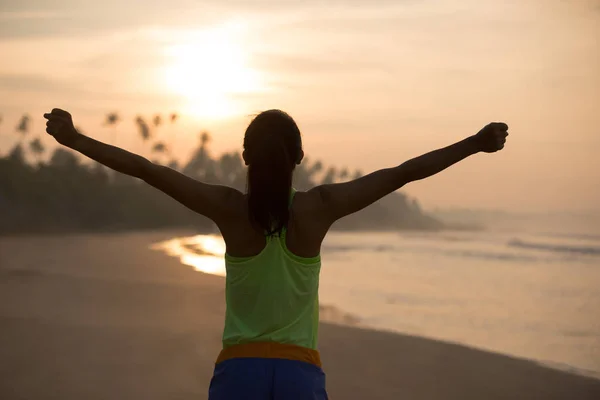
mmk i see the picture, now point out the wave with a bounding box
[536,360,600,380]
[508,239,600,256]
[324,241,543,263]
[321,244,396,253]
[538,232,600,242]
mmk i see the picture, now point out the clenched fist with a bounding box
[43,108,80,147]
[472,122,509,153]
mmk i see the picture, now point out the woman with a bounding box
[43,108,508,399]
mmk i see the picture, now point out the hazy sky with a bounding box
[1,0,599,213]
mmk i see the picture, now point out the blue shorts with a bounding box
[208,357,329,400]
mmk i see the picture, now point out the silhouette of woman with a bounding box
[44,108,508,399]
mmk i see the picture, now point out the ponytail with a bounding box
[243,110,302,237]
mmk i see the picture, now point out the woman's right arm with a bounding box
[43,108,242,223]
[310,122,509,225]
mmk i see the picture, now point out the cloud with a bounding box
[252,52,392,76]
[0,0,424,39]
[0,11,60,20]
[0,0,218,39]
[0,73,79,93]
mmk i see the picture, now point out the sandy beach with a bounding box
[1,230,599,399]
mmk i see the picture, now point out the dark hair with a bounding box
[243,110,303,236]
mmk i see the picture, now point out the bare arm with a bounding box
[43,108,240,223]
[312,123,509,224]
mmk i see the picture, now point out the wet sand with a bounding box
[1,231,599,399]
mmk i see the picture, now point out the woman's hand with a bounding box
[43,108,82,147]
[472,122,509,153]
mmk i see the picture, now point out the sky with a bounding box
[0,0,599,214]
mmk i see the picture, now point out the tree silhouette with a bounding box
[168,112,178,161]
[352,169,363,180]
[50,147,79,169]
[134,116,151,158]
[104,112,120,145]
[152,141,167,164]
[200,131,211,147]
[152,142,167,153]
[292,158,313,190]
[105,112,119,125]
[153,114,162,127]
[311,160,324,175]
[8,143,26,165]
[135,116,151,142]
[90,161,109,185]
[339,167,349,181]
[204,159,219,184]
[0,111,444,235]
[16,114,31,142]
[29,138,45,165]
[182,131,212,179]
[321,166,337,185]
[167,159,180,170]
[218,152,245,188]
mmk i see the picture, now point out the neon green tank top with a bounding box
[222,188,322,350]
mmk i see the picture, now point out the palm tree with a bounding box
[167,159,180,170]
[134,116,151,157]
[16,114,31,143]
[321,166,337,185]
[152,141,167,164]
[339,167,349,181]
[230,151,246,191]
[135,116,151,141]
[218,152,245,187]
[50,147,79,168]
[168,112,178,162]
[29,137,45,166]
[8,143,25,165]
[200,130,211,147]
[105,112,119,125]
[152,114,171,163]
[310,160,323,175]
[352,169,363,180]
[104,112,120,145]
[90,161,109,185]
[204,159,219,184]
[294,159,323,189]
[182,131,213,180]
[152,142,167,153]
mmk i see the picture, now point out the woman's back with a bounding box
[222,189,322,351]
[218,189,330,260]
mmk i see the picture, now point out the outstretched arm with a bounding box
[43,108,240,223]
[311,122,509,224]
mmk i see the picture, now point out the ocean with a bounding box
[151,226,600,379]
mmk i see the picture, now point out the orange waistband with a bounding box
[216,342,322,368]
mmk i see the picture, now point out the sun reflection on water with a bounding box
[150,234,227,276]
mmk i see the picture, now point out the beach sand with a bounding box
[1,230,599,399]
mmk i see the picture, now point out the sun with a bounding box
[163,23,263,120]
